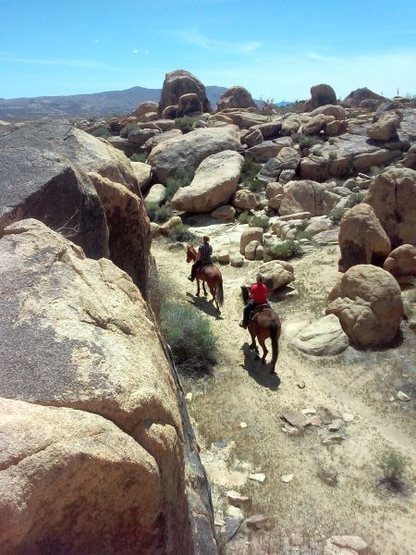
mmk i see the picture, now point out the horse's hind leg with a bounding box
[196,279,201,297]
[259,338,268,364]
[249,332,259,356]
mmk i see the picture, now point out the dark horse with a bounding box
[241,285,281,375]
[186,244,224,312]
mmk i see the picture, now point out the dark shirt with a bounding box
[198,243,213,264]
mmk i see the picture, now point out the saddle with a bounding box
[250,303,271,320]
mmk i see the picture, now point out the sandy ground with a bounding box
[152,223,416,555]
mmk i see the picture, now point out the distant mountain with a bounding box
[0,85,228,121]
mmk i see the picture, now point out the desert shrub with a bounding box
[329,206,346,224]
[328,151,338,160]
[165,169,194,201]
[241,159,262,191]
[146,202,172,224]
[249,213,269,230]
[130,152,147,162]
[90,126,110,138]
[161,302,217,375]
[378,448,408,493]
[175,116,199,133]
[348,191,366,205]
[166,224,197,243]
[120,122,138,138]
[238,211,252,224]
[293,133,324,149]
[265,240,303,260]
[296,228,315,241]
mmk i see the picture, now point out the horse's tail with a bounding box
[270,319,279,371]
[216,277,224,307]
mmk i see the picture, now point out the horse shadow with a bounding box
[239,343,281,390]
[186,292,223,320]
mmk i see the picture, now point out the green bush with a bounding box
[265,240,303,260]
[90,126,110,138]
[293,133,324,149]
[378,449,408,492]
[166,224,197,243]
[175,116,199,133]
[165,169,194,201]
[146,203,172,224]
[130,152,147,163]
[249,213,269,230]
[161,302,217,375]
[241,159,262,191]
[237,211,252,224]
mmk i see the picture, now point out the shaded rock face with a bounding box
[159,70,211,116]
[307,84,337,110]
[87,172,151,297]
[290,314,350,356]
[0,220,216,555]
[326,264,403,348]
[0,120,151,299]
[171,150,244,213]
[147,125,240,183]
[217,86,257,111]
[177,92,204,117]
[342,87,387,108]
[0,147,108,260]
[338,203,391,272]
[364,167,416,248]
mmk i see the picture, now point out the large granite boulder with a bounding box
[217,86,257,111]
[367,111,402,141]
[299,133,402,182]
[177,92,203,117]
[364,167,416,248]
[279,180,339,216]
[147,125,240,182]
[306,84,337,110]
[131,100,160,119]
[131,161,152,191]
[159,70,211,116]
[338,203,391,272]
[290,314,350,356]
[171,150,244,213]
[0,397,163,554]
[383,244,416,286]
[0,146,108,260]
[326,264,403,348]
[0,120,138,191]
[246,260,295,292]
[342,87,387,108]
[0,219,216,554]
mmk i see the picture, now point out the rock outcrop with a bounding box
[159,70,211,117]
[216,86,257,111]
[383,244,416,286]
[0,219,216,554]
[147,125,240,182]
[342,87,387,108]
[171,150,244,213]
[279,180,339,216]
[338,203,391,272]
[305,84,337,110]
[364,167,416,248]
[326,264,403,347]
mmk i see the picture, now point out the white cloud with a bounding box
[93,39,100,44]
[179,29,261,54]
[132,49,139,54]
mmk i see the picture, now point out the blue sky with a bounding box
[1,0,416,101]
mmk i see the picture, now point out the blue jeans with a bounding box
[243,300,256,327]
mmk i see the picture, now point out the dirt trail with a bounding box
[152,231,416,555]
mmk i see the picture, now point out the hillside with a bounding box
[0,85,227,121]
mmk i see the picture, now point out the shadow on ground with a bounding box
[186,292,223,320]
[239,343,281,390]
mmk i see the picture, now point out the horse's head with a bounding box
[241,285,250,304]
[186,244,195,263]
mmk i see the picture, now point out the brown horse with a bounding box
[241,285,281,376]
[186,244,224,312]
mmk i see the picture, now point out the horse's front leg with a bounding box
[202,280,208,296]
[196,278,201,297]
[249,331,259,356]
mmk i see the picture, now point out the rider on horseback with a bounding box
[240,274,269,329]
[188,235,213,282]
